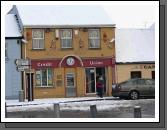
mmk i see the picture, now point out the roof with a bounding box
[15,5,115,28]
[115,28,155,63]
[5,14,22,38]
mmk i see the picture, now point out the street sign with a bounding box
[15,59,30,66]
[17,65,30,71]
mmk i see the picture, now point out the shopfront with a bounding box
[30,56,115,98]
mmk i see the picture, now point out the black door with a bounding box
[27,73,34,101]
[152,71,155,79]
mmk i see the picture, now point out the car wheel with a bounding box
[129,91,139,100]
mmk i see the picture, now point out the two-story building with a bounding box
[11,5,116,99]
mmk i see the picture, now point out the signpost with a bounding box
[15,59,30,71]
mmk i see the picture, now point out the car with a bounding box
[112,78,155,100]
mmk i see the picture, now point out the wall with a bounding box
[5,39,22,99]
[116,64,155,83]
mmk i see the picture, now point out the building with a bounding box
[10,5,116,99]
[5,14,22,99]
[115,26,155,83]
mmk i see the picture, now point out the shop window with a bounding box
[60,29,72,48]
[152,71,155,79]
[131,71,141,79]
[35,69,53,87]
[32,29,44,49]
[88,29,100,48]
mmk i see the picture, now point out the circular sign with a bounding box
[66,57,75,66]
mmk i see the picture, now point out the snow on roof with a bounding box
[5,14,22,37]
[115,28,155,63]
[16,5,115,27]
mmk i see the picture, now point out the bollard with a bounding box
[19,90,25,102]
[90,105,97,118]
[134,106,142,118]
[5,102,7,118]
[53,103,60,118]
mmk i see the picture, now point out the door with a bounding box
[26,73,34,101]
[66,73,76,97]
[85,68,96,94]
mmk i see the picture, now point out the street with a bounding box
[6,97,155,118]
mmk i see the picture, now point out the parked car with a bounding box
[112,78,155,100]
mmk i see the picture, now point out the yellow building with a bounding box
[12,5,116,99]
[115,28,155,83]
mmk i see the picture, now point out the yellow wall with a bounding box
[116,64,155,83]
[23,27,115,98]
[22,28,115,59]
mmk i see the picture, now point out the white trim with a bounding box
[59,55,84,67]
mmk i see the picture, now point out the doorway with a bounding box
[26,73,34,101]
[85,67,106,94]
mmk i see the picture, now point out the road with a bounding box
[6,98,155,118]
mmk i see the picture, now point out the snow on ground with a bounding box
[6,97,154,112]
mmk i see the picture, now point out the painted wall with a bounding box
[22,27,115,59]
[116,64,155,83]
[5,39,22,99]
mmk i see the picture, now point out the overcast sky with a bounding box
[3,1,158,28]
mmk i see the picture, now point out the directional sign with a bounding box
[15,59,30,66]
[17,65,30,71]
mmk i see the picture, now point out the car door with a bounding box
[145,79,155,96]
[137,79,150,96]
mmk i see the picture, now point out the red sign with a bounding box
[31,57,114,69]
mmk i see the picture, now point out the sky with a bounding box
[2,1,158,28]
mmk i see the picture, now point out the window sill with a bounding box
[61,48,74,50]
[88,48,101,50]
[35,86,54,88]
[31,49,46,51]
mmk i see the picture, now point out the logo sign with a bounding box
[66,57,75,66]
[16,59,30,66]
[17,65,30,71]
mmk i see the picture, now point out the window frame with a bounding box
[60,29,73,49]
[32,29,45,49]
[35,68,53,87]
[88,29,100,49]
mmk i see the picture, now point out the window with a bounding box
[152,71,155,79]
[131,71,141,79]
[88,29,100,48]
[35,69,53,87]
[32,29,44,49]
[5,42,7,59]
[60,29,72,48]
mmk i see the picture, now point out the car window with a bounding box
[138,79,146,85]
[145,79,155,85]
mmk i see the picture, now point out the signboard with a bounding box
[16,59,30,66]
[17,65,30,71]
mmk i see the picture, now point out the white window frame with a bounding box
[32,29,44,49]
[35,69,53,87]
[60,29,72,48]
[88,29,100,48]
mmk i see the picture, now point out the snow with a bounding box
[5,14,22,37]
[115,28,155,63]
[6,97,154,112]
[16,5,115,27]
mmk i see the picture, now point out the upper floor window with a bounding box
[60,29,72,48]
[32,29,44,49]
[88,29,100,48]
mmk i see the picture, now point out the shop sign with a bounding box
[143,65,155,69]
[37,62,53,67]
[66,57,75,66]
